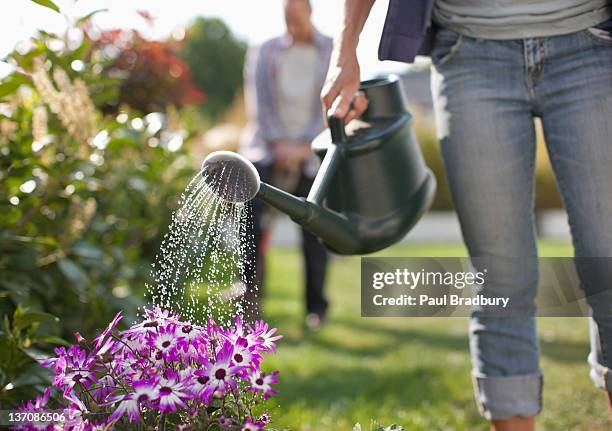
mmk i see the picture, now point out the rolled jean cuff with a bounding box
[588,352,612,391]
[472,372,543,420]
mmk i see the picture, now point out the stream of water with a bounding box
[145,167,257,326]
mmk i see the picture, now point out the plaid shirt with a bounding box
[240,29,333,165]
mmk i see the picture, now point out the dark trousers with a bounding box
[243,162,329,317]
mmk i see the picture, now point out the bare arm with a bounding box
[321,0,375,121]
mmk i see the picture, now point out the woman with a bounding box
[321,1,612,430]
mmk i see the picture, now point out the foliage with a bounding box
[0,10,198,408]
[95,29,204,114]
[16,308,281,430]
[181,17,247,120]
[0,307,66,408]
[30,0,60,13]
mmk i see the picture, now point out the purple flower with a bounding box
[251,320,282,353]
[189,366,214,403]
[156,371,188,413]
[248,370,279,399]
[60,406,85,430]
[176,322,206,358]
[218,415,233,429]
[148,323,178,360]
[222,316,263,350]
[93,311,122,350]
[231,341,261,372]
[91,375,115,404]
[53,345,97,392]
[205,341,240,396]
[107,378,158,424]
[258,412,272,425]
[241,417,264,431]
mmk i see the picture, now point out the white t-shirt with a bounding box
[277,43,319,140]
[433,0,611,39]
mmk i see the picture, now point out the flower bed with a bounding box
[16,308,281,430]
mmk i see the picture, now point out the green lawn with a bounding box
[260,241,610,430]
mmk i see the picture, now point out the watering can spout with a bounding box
[256,182,362,253]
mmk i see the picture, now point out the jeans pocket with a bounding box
[431,29,464,66]
[584,27,612,46]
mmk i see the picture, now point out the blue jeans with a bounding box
[431,26,612,420]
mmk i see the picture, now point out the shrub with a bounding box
[0,7,198,408]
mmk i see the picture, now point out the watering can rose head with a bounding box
[21,308,281,430]
[201,151,261,204]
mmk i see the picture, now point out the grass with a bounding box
[259,241,610,430]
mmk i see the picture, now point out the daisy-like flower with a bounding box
[91,375,115,404]
[248,370,279,399]
[148,323,178,360]
[187,366,213,403]
[156,371,188,413]
[222,316,263,350]
[60,405,85,431]
[205,341,240,396]
[121,307,180,338]
[241,417,264,431]
[251,321,282,353]
[107,378,158,424]
[218,415,233,430]
[258,412,272,425]
[231,339,261,372]
[62,388,88,412]
[56,345,98,392]
[145,307,182,327]
[177,322,206,359]
[118,333,149,363]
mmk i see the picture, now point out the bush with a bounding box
[0,8,198,407]
[96,29,204,114]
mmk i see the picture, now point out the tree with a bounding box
[181,17,247,120]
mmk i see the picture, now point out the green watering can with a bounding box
[201,75,436,254]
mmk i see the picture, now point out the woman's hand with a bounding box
[321,50,368,123]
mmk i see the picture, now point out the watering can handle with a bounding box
[328,115,347,143]
[307,116,346,205]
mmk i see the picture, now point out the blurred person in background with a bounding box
[321,0,612,430]
[240,0,333,329]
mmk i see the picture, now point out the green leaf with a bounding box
[0,73,31,99]
[36,335,69,346]
[30,0,61,13]
[77,8,108,25]
[20,346,50,361]
[13,310,59,332]
[57,258,89,292]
